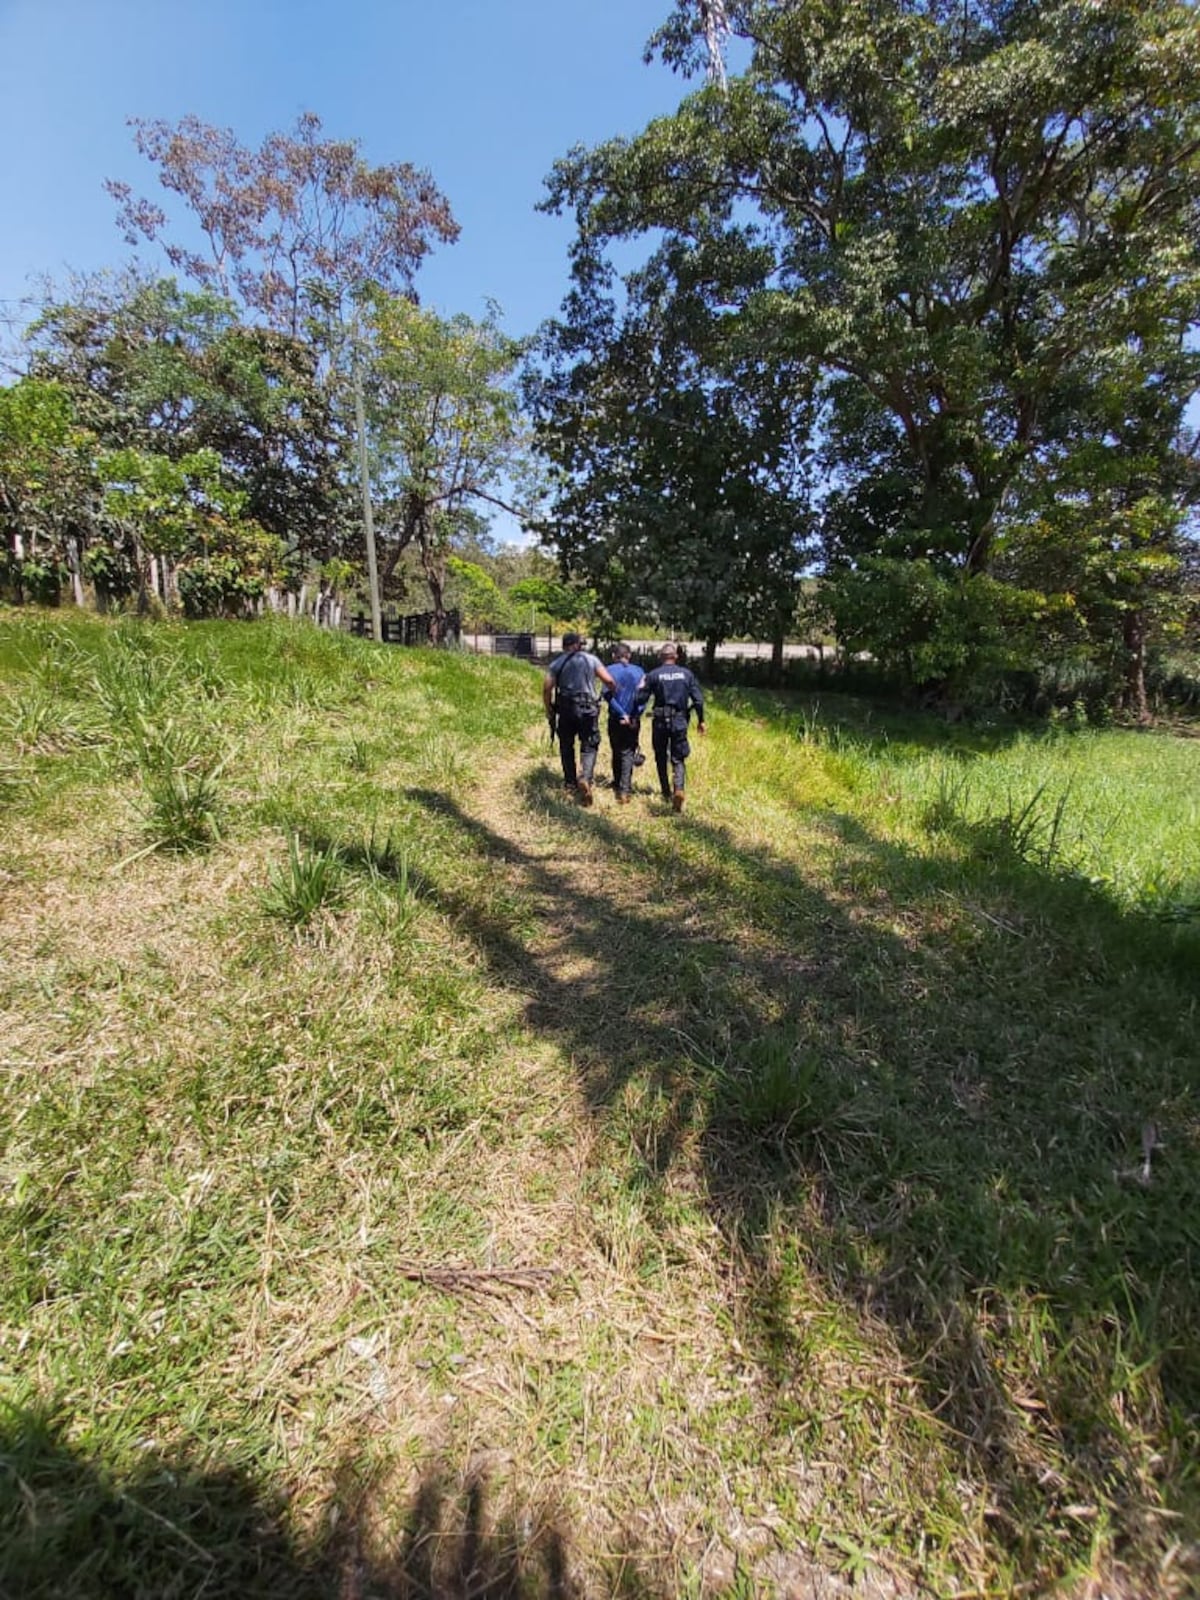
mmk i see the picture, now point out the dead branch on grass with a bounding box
[395,1263,559,1296]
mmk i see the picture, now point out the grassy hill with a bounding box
[1,611,1198,1598]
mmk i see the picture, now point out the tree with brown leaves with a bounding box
[107,111,459,337]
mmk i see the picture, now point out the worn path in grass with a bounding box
[391,729,934,1599]
[396,735,885,1599]
[401,710,1200,1600]
[380,732,934,1600]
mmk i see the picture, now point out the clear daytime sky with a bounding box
[0,0,688,337]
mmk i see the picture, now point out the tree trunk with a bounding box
[704,634,719,676]
[961,475,1010,576]
[133,533,149,614]
[770,621,785,687]
[419,524,448,645]
[427,581,447,644]
[1122,607,1151,725]
[67,536,85,607]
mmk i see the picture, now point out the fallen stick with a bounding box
[396,1263,558,1294]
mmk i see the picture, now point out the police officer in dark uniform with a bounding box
[635,642,706,811]
[543,632,618,806]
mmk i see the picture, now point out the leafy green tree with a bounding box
[447,555,510,631]
[366,297,528,642]
[0,378,96,603]
[488,543,561,594]
[546,0,1200,700]
[528,230,816,671]
[1001,341,1200,719]
[508,574,593,629]
[106,114,463,610]
[100,446,284,615]
[29,274,350,568]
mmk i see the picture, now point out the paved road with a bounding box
[463,634,827,661]
[622,639,825,661]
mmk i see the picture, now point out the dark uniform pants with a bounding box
[652,712,691,795]
[558,700,601,787]
[608,715,641,794]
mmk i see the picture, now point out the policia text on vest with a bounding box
[635,643,705,812]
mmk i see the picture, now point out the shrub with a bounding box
[82,543,138,607]
[14,557,67,606]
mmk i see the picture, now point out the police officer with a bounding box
[636,642,706,812]
[543,632,617,806]
[602,642,646,806]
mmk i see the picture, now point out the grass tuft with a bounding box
[260,833,347,926]
[1,684,93,752]
[344,735,373,772]
[720,1030,834,1147]
[131,718,227,853]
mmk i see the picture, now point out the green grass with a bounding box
[1,608,1198,1598]
[259,834,347,926]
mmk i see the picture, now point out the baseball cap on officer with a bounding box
[562,631,583,649]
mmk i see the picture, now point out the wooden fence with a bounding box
[348,610,462,646]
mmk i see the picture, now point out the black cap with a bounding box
[562,631,583,649]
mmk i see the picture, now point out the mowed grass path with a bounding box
[1,612,1197,1598]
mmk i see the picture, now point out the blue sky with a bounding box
[0,0,688,337]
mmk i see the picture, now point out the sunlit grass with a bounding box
[715,688,1200,919]
[1,608,1197,1599]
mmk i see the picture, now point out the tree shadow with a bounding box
[0,1399,660,1600]
[399,764,1199,1580]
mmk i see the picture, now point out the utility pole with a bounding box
[352,311,383,643]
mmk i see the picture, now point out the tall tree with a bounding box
[107,112,458,336]
[528,229,816,667]
[1001,340,1200,720]
[545,0,1200,699]
[29,274,350,571]
[366,297,528,642]
[0,377,96,603]
[107,113,460,619]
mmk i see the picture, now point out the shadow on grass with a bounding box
[400,764,1200,1584]
[0,1400,662,1600]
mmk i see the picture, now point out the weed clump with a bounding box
[260,834,346,926]
[130,719,227,853]
[1,686,93,753]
